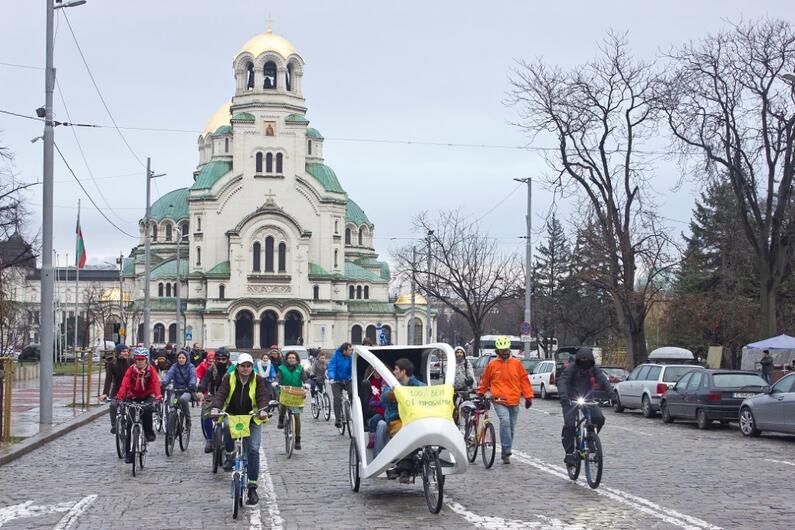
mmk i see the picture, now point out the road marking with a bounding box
[446,500,592,529]
[52,495,97,530]
[250,441,283,530]
[530,408,552,416]
[764,458,795,467]
[512,451,721,530]
[610,425,652,436]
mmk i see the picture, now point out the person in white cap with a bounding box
[210,352,274,506]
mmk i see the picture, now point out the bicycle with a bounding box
[334,383,352,437]
[310,377,332,421]
[462,395,496,469]
[565,398,604,489]
[279,385,307,458]
[211,403,277,520]
[164,385,192,456]
[453,390,471,431]
[154,396,166,434]
[109,399,127,459]
[124,401,153,477]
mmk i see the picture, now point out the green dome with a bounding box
[346,199,371,226]
[150,258,188,280]
[306,163,345,194]
[285,113,309,124]
[306,127,323,139]
[149,188,189,222]
[211,125,233,136]
[191,160,232,191]
[230,112,255,123]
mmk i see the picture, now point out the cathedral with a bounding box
[122,28,434,351]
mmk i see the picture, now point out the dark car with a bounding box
[660,368,768,429]
[473,354,496,383]
[18,344,41,362]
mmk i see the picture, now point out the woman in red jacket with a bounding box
[116,350,162,463]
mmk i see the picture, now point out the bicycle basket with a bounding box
[227,415,251,439]
[278,386,306,408]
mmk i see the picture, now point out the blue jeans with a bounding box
[762,373,772,385]
[374,419,389,457]
[492,403,519,454]
[223,420,261,484]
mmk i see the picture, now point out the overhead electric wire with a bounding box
[53,141,137,239]
[0,61,43,70]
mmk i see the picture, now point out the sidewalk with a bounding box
[9,372,104,438]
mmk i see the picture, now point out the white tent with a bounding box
[741,334,795,371]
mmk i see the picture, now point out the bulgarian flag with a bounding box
[75,213,87,269]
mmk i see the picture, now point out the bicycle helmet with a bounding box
[494,336,511,350]
[132,348,148,360]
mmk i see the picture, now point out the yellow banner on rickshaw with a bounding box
[228,415,251,439]
[394,384,454,426]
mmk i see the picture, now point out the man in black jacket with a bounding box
[99,344,132,433]
[557,348,611,467]
[197,347,231,453]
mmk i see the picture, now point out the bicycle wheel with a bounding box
[131,424,141,477]
[337,407,346,436]
[212,425,224,474]
[465,418,478,463]
[566,435,582,481]
[165,412,176,456]
[481,422,496,469]
[232,472,241,519]
[311,394,320,419]
[139,438,146,470]
[155,402,164,433]
[115,416,125,459]
[285,412,295,458]
[323,393,331,421]
[349,438,360,492]
[421,448,445,514]
[584,431,603,489]
[178,412,190,451]
[343,400,352,439]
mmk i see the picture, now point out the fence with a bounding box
[1,357,14,445]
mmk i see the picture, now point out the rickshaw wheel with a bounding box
[421,447,444,514]
[349,438,361,492]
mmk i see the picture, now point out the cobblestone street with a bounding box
[0,398,792,529]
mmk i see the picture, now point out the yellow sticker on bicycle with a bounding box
[228,415,251,439]
[394,384,454,425]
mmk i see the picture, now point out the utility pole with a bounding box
[175,229,182,348]
[514,177,533,358]
[73,199,81,354]
[409,246,416,345]
[116,252,125,343]
[426,230,434,343]
[143,158,165,349]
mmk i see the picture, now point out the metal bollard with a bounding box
[85,351,93,410]
[1,358,14,444]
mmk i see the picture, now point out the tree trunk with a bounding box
[614,296,648,368]
[758,271,777,338]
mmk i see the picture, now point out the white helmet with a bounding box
[237,353,254,366]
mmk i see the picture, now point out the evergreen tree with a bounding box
[532,215,570,349]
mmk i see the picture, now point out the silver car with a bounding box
[739,372,795,436]
[613,363,700,417]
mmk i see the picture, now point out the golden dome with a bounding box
[202,101,232,137]
[238,29,298,61]
[395,293,427,306]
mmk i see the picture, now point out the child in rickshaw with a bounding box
[359,366,386,448]
[277,350,308,450]
[374,358,426,483]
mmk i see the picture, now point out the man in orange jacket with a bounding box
[477,336,533,464]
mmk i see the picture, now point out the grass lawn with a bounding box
[53,362,104,376]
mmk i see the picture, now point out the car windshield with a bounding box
[662,366,695,382]
[713,373,767,388]
[510,341,523,350]
[603,368,626,378]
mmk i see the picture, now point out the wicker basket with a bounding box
[279,386,306,408]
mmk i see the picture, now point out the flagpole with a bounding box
[73,199,81,356]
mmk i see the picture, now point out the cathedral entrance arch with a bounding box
[235,310,254,349]
[365,325,377,344]
[283,310,303,346]
[260,310,278,349]
[351,324,363,345]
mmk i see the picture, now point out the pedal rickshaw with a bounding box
[347,343,467,513]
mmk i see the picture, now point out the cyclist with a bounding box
[256,350,277,381]
[189,344,204,367]
[327,342,353,429]
[195,350,215,383]
[558,347,611,467]
[116,349,162,463]
[276,350,308,449]
[197,347,231,453]
[477,336,533,464]
[309,352,327,397]
[210,353,273,506]
[100,344,132,434]
[160,350,197,431]
[452,345,475,425]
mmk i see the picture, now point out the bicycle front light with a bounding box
[576,397,585,406]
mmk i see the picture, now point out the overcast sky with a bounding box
[2,0,794,269]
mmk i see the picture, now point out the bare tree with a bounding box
[392,211,523,355]
[509,33,675,366]
[664,19,795,336]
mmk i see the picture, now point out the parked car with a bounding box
[521,358,543,376]
[738,372,795,436]
[429,354,442,379]
[660,369,768,429]
[613,363,700,417]
[530,359,565,399]
[18,344,41,362]
[473,354,496,382]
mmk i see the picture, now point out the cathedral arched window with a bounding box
[252,242,261,272]
[181,222,189,240]
[196,246,201,266]
[313,285,319,301]
[276,153,283,173]
[197,216,202,232]
[286,63,293,92]
[349,286,355,299]
[345,228,351,245]
[165,223,172,242]
[264,236,274,272]
[150,222,158,242]
[358,227,364,246]
[219,284,225,300]
[246,62,255,90]
[173,283,178,297]
[334,220,339,234]
[307,140,312,155]
[224,138,229,153]
[364,286,369,299]
[334,249,339,269]
[256,152,263,173]
[263,61,277,89]
[266,153,273,173]
[158,283,164,297]
[166,283,172,297]
[356,286,362,299]
[278,242,287,272]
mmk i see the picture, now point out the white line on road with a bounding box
[610,425,652,436]
[446,500,592,529]
[0,501,72,527]
[512,451,721,530]
[52,495,98,530]
[250,441,284,530]
[764,458,795,467]
[530,408,552,416]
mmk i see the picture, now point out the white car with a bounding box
[530,360,561,399]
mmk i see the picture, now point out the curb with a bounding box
[0,406,108,466]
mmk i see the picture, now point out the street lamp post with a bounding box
[514,177,533,358]
[175,229,182,349]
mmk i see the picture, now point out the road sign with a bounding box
[185,331,193,341]
[520,321,531,335]
[520,334,532,343]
